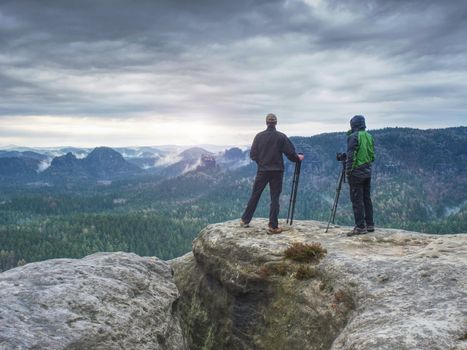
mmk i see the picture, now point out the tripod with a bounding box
[286,159,302,225]
[325,160,346,232]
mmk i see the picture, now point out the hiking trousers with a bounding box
[348,175,374,229]
[242,171,283,229]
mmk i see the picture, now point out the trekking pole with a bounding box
[286,162,297,224]
[325,161,346,232]
[287,157,302,225]
[289,160,301,225]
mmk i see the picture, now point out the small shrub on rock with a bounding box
[272,262,288,276]
[257,262,289,278]
[295,265,316,280]
[257,265,270,279]
[284,242,327,263]
[334,289,347,303]
[333,289,356,310]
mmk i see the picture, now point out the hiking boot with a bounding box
[267,227,284,235]
[366,225,375,232]
[346,226,367,237]
[240,219,250,228]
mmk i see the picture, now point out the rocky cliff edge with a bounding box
[171,219,467,350]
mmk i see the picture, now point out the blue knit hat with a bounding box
[350,115,366,131]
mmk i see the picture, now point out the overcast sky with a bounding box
[1,0,466,147]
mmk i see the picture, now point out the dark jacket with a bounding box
[346,116,375,179]
[250,125,299,171]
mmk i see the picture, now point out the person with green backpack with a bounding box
[345,115,375,236]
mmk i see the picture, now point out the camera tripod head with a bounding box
[336,152,347,162]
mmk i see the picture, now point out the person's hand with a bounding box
[298,154,305,161]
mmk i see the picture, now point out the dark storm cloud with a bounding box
[0,0,466,136]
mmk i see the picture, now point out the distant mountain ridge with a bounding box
[0,144,242,183]
[43,147,142,180]
[0,147,144,182]
[0,150,48,161]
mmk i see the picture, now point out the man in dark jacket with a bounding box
[240,113,304,234]
[346,115,375,236]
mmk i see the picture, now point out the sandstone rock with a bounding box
[0,252,186,350]
[171,219,467,350]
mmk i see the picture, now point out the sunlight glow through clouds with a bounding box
[0,115,353,148]
[0,116,254,147]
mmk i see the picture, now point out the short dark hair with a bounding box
[266,113,277,124]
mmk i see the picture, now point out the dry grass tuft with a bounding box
[284,242,327,263]
[295,265,316,280]
[257,265,270,279]
[333,289,356,310]
[334,289,347,303]
[334,289,345,303]
[257,262,290,279]
[270,262,289,276]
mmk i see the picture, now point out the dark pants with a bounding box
[242,171,283,228]
[349,175,374,229]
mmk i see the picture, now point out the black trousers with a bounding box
[241,171,283,228]
[348,175,374,229]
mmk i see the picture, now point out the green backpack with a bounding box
[352,130,375,169]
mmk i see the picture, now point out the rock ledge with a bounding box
[172,219,467,350]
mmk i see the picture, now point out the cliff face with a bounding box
[0,252,186,350]
[171,219,467,350]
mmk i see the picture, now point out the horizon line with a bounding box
[1,125,465,149]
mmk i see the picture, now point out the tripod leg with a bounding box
[325,181,339,232]
[331,167,345,224]
[325,165,345,232]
